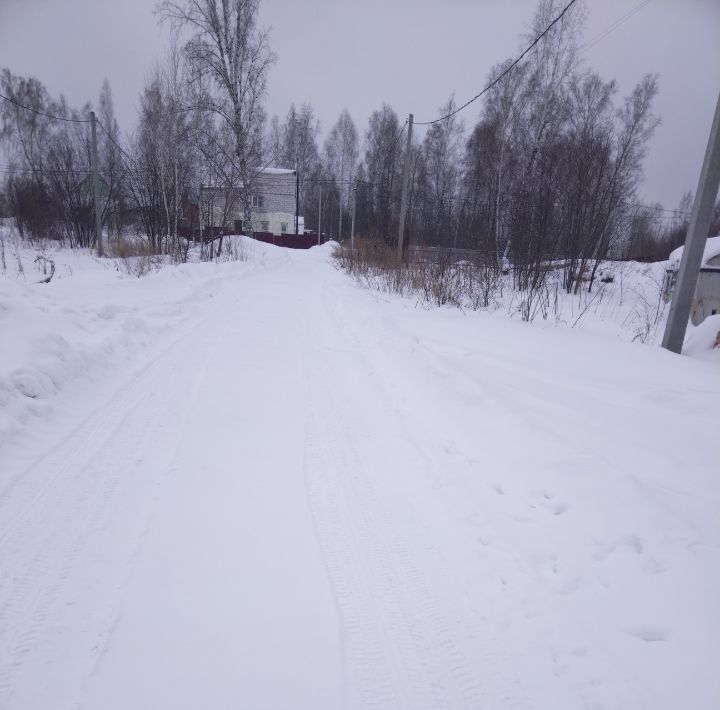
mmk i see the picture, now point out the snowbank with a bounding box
[683,312,720,358]
[0,234,284,447]
[668,234,720,264]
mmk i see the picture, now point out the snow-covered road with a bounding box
[1,242,718,709]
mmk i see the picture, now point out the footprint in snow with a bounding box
[628,627,669,643]
[621,533,644,554]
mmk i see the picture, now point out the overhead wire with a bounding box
[0,92,91,123]
[95,117,136,166]
[415,0,651,129]
[0,166,91,175]
[579,0,652,53]
[305,177,373,186]
[415,0,582,126]
[391,119,408,152]
[629,202,689,216]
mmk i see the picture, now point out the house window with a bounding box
[251,195,265,209]
[281,222,288,233]
[260,221,269,232]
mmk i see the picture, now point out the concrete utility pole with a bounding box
[295,119,301,235]
[662,92,720,354]
[89,111,104,257]
[397,113,413,261]
[351,180,357,251]
[338,156,344,242]
[318,182,322,246]
[294,164,300,235]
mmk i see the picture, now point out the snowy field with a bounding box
[0,232,718,709]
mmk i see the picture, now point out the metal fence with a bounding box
[406,246,498,265]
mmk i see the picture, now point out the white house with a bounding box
[201,167,303,236]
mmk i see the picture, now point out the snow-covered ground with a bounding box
[0,233,718,709]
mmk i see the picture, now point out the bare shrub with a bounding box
[462,262,503,311]
[216,237,248,263]
[333,239,502,310]
[511,269,553,323]
[623,269,668,344]
[571,281,607,328]
[34,255,55,284]
[108,237,162,278]
[12,233,25,278]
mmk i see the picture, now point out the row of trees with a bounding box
[0,71,120,248]
[350,1,665,293]
[1,0,275,259]
[1,0,713,280]
[625,192,720,262]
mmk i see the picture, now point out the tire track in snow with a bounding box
[0,251,286,517]
[0,309,222,709]
[304,410,400,710]
[321,272,677,710]
[303,381,483,709]
[0,363,184,706]
[75,320,222,705]
[302,282,482,709]
[0,306,215,543]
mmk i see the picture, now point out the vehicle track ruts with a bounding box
[302,284,483,709]
[0,309,222,709]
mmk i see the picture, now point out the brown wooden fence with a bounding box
[251,232,330,249]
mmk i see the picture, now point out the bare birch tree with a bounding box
[157,0,275,226]
[324,109,358,240]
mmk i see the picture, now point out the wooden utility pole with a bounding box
[397,113,413,261]
[90,111,104,257]
[662,92,720,354]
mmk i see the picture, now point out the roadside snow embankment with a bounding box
[683,312,720,358]
[0,236,279,447]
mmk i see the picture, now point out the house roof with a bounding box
[669,234,720,265]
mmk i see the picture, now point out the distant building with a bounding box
[663,235,720,325]
[200,167,302,237]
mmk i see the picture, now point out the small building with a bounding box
[663,235,720,325]
[200,167,302,237]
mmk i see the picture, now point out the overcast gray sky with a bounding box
[1,0,718,208]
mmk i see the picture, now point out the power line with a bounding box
[0,92,90,123]
[0,166,92,175]
[629,202,689,216]
[392,120,408,152]
[95,123,297,183]
[580,0,651,53]
[305,178,373,186]
[95,117,135,165]
[415,0,582,126]
[415,1,651,134]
